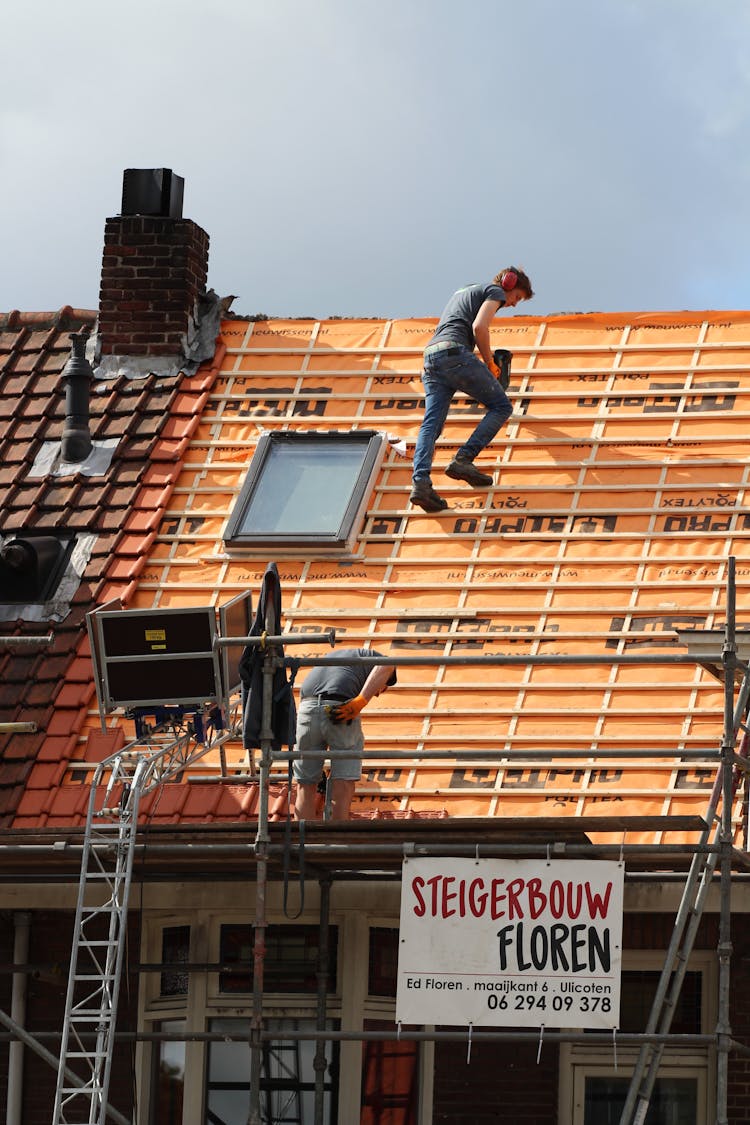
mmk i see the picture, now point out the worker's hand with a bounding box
[329,694,367,724]
[487,360,501,378]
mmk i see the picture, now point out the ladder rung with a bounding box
[67,1014,114,1023]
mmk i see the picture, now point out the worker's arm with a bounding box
[472,298,503,372]
[329,665,395,723]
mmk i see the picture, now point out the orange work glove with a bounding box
[329,694,367,724]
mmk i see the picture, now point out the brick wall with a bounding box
[725,915,750,1118]
[433,1038,558,1123]
[15,909,141,1123]
[98,215,209,357]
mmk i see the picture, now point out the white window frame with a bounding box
[138,909,355,1120]
[571,1065,707,1125]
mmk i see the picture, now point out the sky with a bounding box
[2,0,750,320]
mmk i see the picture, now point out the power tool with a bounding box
[493,348,512,391]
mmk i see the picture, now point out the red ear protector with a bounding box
[501,269,518,292]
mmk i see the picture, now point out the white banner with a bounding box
[396,858,623,1029]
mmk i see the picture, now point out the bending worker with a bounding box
[293,647,397,821]
[410,267,534,513]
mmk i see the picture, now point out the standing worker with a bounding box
[293,648,397,821]
[410,267,534,513]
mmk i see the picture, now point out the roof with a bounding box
[2,306,749,845]
[0,308,225,825]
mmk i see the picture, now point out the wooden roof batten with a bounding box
[31,558,748,876]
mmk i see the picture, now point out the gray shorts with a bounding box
[294,698,364,783]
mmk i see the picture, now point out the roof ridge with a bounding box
[0,307,97,332]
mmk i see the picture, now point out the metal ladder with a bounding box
[52,714,230,1125]
[618,661,750,1125]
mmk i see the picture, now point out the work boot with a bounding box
[409,479,448,512]
[445,453,494,488]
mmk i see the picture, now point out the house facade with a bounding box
[2,170,750,1124]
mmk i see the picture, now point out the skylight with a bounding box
[224,431,384,551]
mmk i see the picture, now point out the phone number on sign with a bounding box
[479,978,612,1015]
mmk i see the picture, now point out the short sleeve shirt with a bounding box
[429,283,507,350]
[300,647,397,699]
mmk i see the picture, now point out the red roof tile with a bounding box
[25,762,67,790]
[45,787,89,820]
[35,733,80,763]
[83,729,126,762]
[53,683,91,710]
[14,790,49,820]
[0,307,225,826]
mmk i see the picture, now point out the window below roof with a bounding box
[224,431,385,552]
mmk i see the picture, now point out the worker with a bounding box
[410,267,534,513]
[293,648,397,821]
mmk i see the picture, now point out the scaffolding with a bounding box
[2,561,746,1124]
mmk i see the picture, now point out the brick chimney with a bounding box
[98,169,209,358]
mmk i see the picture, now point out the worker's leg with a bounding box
[454,355,512,461]
[294,782,322,820]
[293,699,326,820]
[321,713,365,821]
[329,780,356,820]
[412,372,455,483]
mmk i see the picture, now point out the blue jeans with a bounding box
[412,346,512,482]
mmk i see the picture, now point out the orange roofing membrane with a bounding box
[18,309,750,843]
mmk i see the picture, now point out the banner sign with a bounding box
[396,858,623,1029]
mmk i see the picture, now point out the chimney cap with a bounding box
[121,168,184,218]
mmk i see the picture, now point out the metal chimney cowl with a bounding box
[121,168,184,218]
[60,333,93,464]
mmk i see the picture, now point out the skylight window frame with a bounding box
[224,430,385,553]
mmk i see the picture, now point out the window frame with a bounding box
[223,430,385,552]
[572,1065,707,1125]
[215,921,340,999]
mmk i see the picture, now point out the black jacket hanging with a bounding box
[239,561,297,751]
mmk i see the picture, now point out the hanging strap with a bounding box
[282,793,305,920]
[282,664,304,920]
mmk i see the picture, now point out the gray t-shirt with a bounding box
[429,282,507,349]
[300,647,396,700]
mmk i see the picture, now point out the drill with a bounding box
[493,348,512,391]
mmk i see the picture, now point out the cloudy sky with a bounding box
[2,0,750,319]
